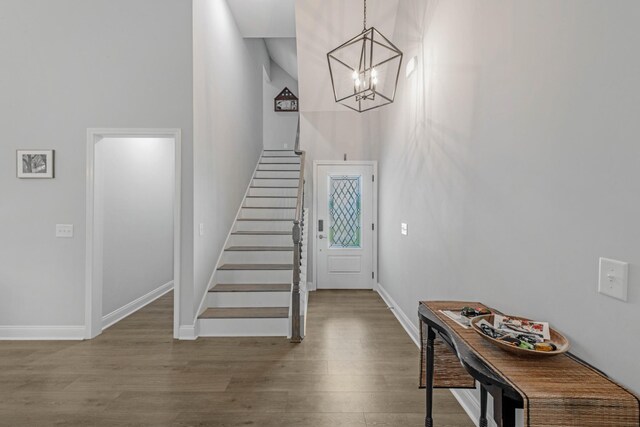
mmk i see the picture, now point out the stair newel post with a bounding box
[291,220,302,343]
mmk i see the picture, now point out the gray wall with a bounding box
[0,0,193,330]
[193,0,266,317]
[375,0,640,393]
[263,62,299,150]
[96,138,174,318]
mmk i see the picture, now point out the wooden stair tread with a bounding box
[259,162,300,165]
[199,307,289,319]
[253,178,299,180]
[256,170,300,172]
[250,186,299,189]
[242,206,296,209]
[236,218,294,222]
[232,231,292,235]
[210,283,291,293]
[225,246,293,251]
[218,264,294,271]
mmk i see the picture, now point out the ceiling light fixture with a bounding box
[327,0,403,113]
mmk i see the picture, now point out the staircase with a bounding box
[198,148,308,338]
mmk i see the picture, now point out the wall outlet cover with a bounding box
[56,224,74,238]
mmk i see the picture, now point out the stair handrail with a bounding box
[291,117,304,343]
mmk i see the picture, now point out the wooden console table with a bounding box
[418,301,640,427]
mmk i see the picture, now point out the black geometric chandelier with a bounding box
[327,0,403,113]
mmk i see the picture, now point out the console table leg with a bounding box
[425,326,435,427]
[479,384,488,427]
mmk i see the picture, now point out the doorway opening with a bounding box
[313,161,378,290]
[85,129,181,339]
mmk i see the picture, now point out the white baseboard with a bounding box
[178,323,199,340]
[102,281,174,330]
[376,282,420,346]
[375,282,489,427]
[0,325,85,340]
[308,281,316,291]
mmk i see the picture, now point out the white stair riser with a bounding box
[240,208,295,219]
[254,171,300,179]
[248,187,298,197]
[258,164,300,171]
[221,250,293,264]
[229,234,293,246]
[263,150,295,156]
[261,157,300,164]
[198,317,288,337]
[252,179,299,188]
[215,269,293,284]
[206,291,290,307]
[234,221,293,232]
[244,197,297,208]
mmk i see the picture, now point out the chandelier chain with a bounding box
[363,0,367,31]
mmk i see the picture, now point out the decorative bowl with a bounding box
[470,314,570,357]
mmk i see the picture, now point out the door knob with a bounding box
[318,235,326,239]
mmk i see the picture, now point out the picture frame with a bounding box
[16,149,55,179]
[274,87,299,112]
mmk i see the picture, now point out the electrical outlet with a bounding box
[598,257,629,301]
[56,224,74,238]
[401,223,408,236]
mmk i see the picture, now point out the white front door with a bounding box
[315,163,376,289]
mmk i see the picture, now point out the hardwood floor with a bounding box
[0,290,473,426]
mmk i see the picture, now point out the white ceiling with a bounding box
[227,0,296,38]
[265,38,298,80]
[295,0,401,112]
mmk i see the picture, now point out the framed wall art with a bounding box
[274,87,299,112]
[17,149,55,179]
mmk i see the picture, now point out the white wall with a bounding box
[193,0,266,321]
[227,0,296,38]
[0,0,193,337]
[375,0,640,393]
[263,62,299,150]
[246,38,272,81]
[96,138,174,318]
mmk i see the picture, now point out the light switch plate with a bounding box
[598,257,628,301]
[401,223,408,236]
[56,224,74,238]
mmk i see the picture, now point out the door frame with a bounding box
[312,160,378,290]
[85,128,182,339]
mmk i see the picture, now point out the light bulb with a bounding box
[372,76,378,86]
[352,70,359,80]
[371,68,378,78]
[355,78,361,87]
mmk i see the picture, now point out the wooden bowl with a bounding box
[470,314,570,357]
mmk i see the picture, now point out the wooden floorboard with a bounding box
[0,290,473,426]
